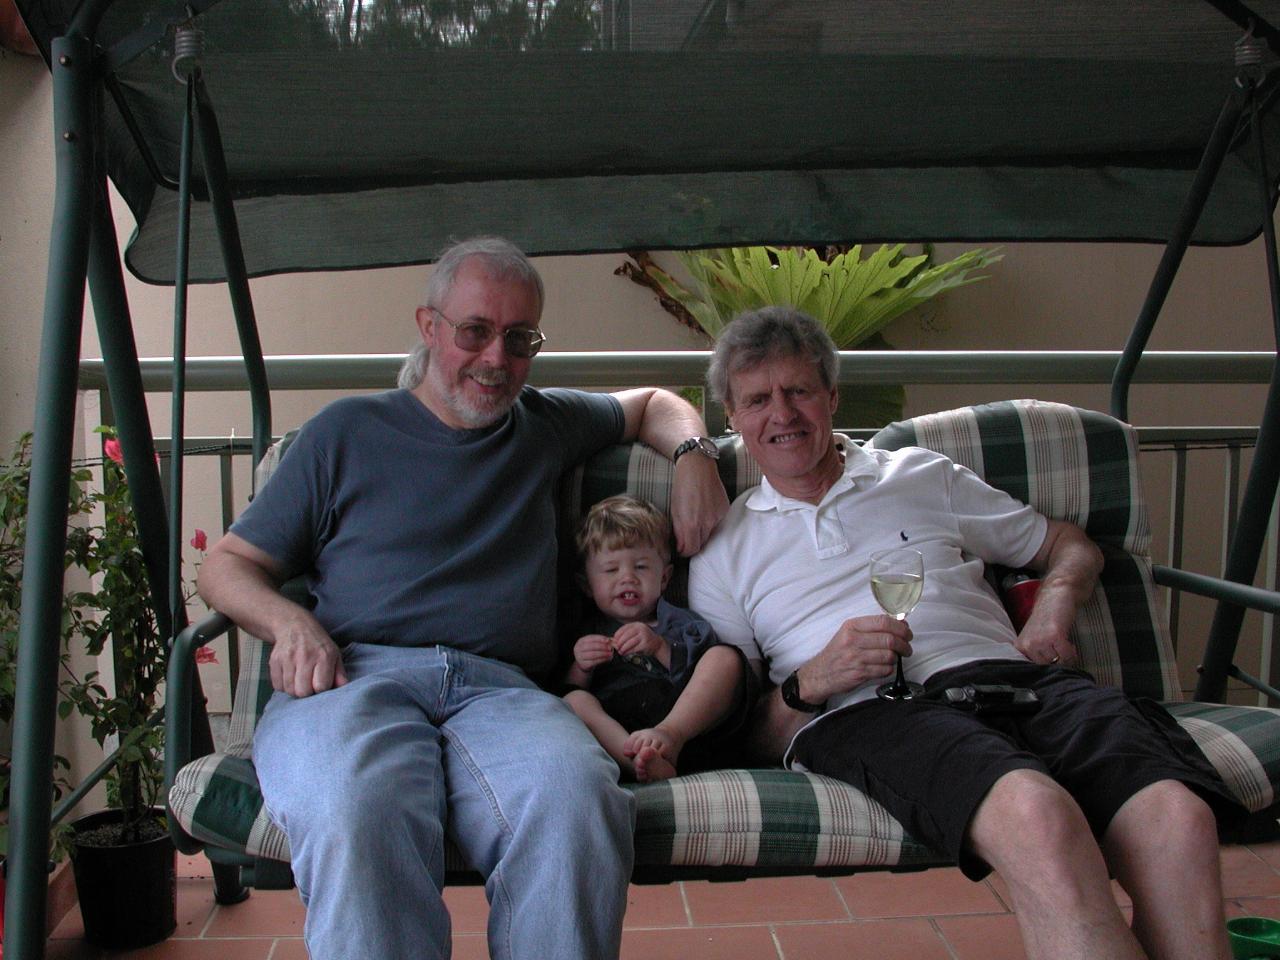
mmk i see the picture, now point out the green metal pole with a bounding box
[192,78,273,469]
[1196,89,1280,701]
[6,34,95,960]
[89,176,233,899]
[1111,88,1245,422]
[88,179,173,640]
[169,82,194,642]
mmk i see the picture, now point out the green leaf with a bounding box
[653,243,1000,350]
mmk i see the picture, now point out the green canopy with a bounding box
[14,0,1280,283]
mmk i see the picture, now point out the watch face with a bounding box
[676,437,720,461]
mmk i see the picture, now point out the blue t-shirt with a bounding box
[230,387,624,679]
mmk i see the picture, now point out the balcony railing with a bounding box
[77,349,1277,704]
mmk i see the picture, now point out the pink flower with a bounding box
[195,646,219,665]
[190,529,208,551]
[103,438,124,465]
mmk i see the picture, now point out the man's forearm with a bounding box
[617,387,709,458]
[197,549,310,644]
[1019,520,1104,658]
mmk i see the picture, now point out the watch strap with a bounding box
[781,670,823,712]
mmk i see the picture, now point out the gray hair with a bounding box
[397,236,545,390]
[707,306,839,410]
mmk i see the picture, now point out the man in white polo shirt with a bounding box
[688,306,1241,960]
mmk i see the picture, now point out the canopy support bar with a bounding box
[156,43,266,907]
[168,80,193,646]
[1111,87,1246,421]
[5,32,97,960]
[1197,83,1280,700]
[192,75,272,469]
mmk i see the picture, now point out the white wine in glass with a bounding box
[871,547,924,700]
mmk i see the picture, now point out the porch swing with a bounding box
[10,2,1280,958]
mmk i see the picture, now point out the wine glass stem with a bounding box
[894,654,908,688]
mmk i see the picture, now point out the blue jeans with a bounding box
[252,643,636,960]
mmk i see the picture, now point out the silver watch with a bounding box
[673,436,720,463]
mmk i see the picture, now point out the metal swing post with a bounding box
[161,22,270,904]
[1111,89,1247,421]
[1197,62,1280,701]
[5,3,113,956]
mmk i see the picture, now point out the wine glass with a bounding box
[871,547,924,700]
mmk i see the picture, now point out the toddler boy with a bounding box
[565,495,753,781]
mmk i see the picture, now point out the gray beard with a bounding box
[426,355,516,428]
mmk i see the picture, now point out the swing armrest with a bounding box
[164,610,234,790]
[1153,564,1280,615]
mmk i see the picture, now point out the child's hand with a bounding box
[612,622,666,662]
[573,634,614,672]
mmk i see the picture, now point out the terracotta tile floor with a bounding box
[41,840,1280,959]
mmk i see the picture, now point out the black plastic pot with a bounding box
[69,808,176,949]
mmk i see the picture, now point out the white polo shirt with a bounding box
[688,439,1048,719]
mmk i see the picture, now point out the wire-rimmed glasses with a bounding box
[432,308,547,359]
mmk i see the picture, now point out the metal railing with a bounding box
[79,348,1276,698]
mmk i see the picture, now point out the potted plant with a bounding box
[0,429,176,949]
[619,243,1001,427]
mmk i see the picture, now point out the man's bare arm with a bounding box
[612,387,729,556]
[1014,519,1104,665]
[745,615,912,762]
[198,533,347,697]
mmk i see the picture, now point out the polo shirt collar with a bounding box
[746,434,878,513]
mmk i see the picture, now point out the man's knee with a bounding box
[1108,779,1219,853]
[970,769,1093,867]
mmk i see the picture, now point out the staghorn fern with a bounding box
[637,243,1001,346]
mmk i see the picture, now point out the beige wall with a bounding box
[3,43,1277,725]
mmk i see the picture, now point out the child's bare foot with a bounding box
[625,726,679,761]
[633,745,678,782]
[624,726,683,782]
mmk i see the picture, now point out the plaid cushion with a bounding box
[169,401,1280,882]
[630,769,940,871]
[870,399,1178,700]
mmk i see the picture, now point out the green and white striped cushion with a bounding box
[168,400,1280,881]
[871,399,1178,700]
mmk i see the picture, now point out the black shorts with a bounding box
[596,644,760,774]
[790,660,1244,879]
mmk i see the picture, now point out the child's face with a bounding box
[584,544,673,624]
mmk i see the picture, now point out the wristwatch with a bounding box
[673,436,720,463]
[781,670,824,713]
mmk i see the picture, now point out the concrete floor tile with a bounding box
[835,867,1006,918]
[683,876,847,925]
[621,924,780,960]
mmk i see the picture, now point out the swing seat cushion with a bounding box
[169,399,1280,878]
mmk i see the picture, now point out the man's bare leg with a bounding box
[1102,780,1230,960]
[967,769,1145,960]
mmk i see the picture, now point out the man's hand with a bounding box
[670,452,730,557]
[268,610,348,698]
[1013,616,1078,667]
[612,622,669,666]
[797,614,913,704]
[1013,581,1082,666]
[573,634,615,673]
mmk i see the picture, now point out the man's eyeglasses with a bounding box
[432,308,547,359]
